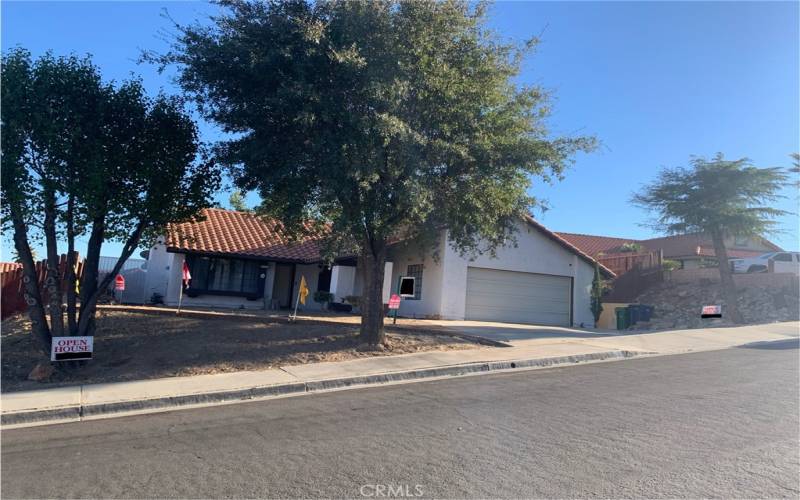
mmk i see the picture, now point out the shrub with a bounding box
[314,291,334,304]
[662,259,681,272]
[619,242,642,253]
[343,295,361,308]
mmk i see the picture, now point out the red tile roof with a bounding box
[696,246,767,259]
[524,217,615,278]
[166,209,614,275]
[557,231,782,261]
[556,232,641,258]
[166,208,324,263]
[639,233,781,258]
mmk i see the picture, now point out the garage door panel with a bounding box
[465,267,571,326]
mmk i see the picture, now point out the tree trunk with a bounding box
[43,188,64,338]
[9,204,51,355]
[65,194,78,335]
[359,242,387,345]
[710,229,744,324]
[76,221,145,337]
[78,215,105,337]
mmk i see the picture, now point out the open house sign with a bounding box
[50,336,94,361]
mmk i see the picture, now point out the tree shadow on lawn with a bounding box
[1,310,474,393]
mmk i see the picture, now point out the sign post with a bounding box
[114,274,125,304]
[178,261,192,315]
[290,275,309,322]
[388,293,401,325]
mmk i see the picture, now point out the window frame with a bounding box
[184,254,264,298]
[772,253,793,262]
[405,264,423,301]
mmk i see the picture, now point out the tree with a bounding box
[619,242,642,253]
[590,260,604,325]
[1,48,219,356]
[632,154,789,324]
[228,190,250,212]
[11,247,38,263]
[152,0,595,344]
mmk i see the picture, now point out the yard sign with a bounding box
[51,336,93,361]
[701,305,722,318]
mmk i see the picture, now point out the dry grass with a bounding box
[1,310,476,393]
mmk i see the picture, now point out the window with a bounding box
[773,253,792,262]
[186,255,262,295]
[406,264,423,300]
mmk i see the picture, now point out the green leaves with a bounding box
[157,0,595,257]
[632,154,791,239]
[2,48,220,246]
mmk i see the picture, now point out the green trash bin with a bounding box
[615,307,629,330]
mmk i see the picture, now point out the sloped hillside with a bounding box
[629,278,799,330]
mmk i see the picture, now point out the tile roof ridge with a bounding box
[555,231,639,241]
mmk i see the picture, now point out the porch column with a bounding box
[330,265,356,302]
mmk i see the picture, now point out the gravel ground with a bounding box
[1,310,475,392]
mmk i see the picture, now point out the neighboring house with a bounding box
[145,208,613,327]
[557,232,782,270]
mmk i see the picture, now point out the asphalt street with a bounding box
[3,339,798,499]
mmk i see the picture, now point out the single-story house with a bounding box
[145,208,614,327]
[556,231,782,270]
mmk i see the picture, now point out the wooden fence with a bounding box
[0,254,84,320]
[598,250,663,277]
[600,250,664,303]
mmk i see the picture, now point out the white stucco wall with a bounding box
[392,222,597,326]
[387,232,447,319]
[144,241,172,302]
[571,254,596,327]
[144,218,598,324]
[330,265,357,302]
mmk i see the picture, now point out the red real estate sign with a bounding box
[701,305,722,318]
[114,274,125,291]
[388,294,401,310]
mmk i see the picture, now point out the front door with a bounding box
[272,264,295,308]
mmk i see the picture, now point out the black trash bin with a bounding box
[639,305,654,322]
[628,305,641,325]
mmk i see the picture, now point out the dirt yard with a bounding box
[1,310,477,393]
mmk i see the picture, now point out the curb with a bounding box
[2,349,643,428]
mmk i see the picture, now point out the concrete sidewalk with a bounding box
[2,322,797,429]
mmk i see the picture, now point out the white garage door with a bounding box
[465,267,572,326]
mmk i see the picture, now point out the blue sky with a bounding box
[3,1,798,260]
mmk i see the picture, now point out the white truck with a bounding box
[730,251,800,274]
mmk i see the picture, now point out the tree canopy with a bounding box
[1,48,220,352]
[632,154,790,323]
[152,0,596,343]
[632,154,789,238]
